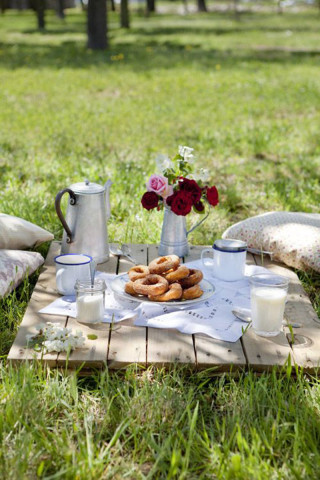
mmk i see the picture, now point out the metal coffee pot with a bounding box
[55,179,112,264]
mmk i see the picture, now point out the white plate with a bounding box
[110,273,215,307]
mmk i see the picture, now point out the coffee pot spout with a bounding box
[104,180,112,220]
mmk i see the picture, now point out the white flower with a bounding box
[155,154,174,173]
[178,145,195,163]
[192,168,210,183]
[28,323,86,353]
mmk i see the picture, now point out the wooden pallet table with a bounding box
[8,242,320,373]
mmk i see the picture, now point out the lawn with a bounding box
[0,6,320,478]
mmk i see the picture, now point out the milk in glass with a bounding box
[251,287,287,336]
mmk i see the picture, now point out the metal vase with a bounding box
[158,206,211,258]
[159,207,189,257]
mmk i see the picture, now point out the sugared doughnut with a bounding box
[182,284,203,300]
[149,255,180,275]
[148,283,182,302]
[164,265,190,283]
[124,281,138,296]
[133,274,168,296]
[179,269,203,288]
[128,265,149,282]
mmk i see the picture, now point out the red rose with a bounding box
[178,177,202,204]
[170,190,193,216]
[206,186,219,206]
[141,191,159,210]
[166,194,174,207]
[194,201,205,212]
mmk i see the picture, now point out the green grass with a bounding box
[0,7,320,478]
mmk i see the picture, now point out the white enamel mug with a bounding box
[54,254,94,296]
[201,239,247,282]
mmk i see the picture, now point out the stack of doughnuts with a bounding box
[125,255,204,302]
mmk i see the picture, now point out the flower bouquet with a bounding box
[141,146,219,256]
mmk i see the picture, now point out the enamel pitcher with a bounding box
[158,206,209,257]
[55,179,112,264]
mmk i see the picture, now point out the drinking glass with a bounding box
[75,279,106,324]
[249,273,289,337]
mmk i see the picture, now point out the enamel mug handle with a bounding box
[201,248,214,267]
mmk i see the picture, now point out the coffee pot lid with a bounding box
[70,179,105,194]
[213,239,247,252]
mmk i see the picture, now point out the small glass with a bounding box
[249,273,289,337]
[75,279,106,324]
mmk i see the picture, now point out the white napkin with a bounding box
[39,272,138,323]
[39,262,270,341]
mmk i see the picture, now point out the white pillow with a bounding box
[222,212,320,273]
[0,250,44,298]
[0,213,54,249]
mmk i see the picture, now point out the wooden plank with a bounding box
[56,320,110,369]
[8,242,64,366]
[107,244,148,368]
[252,255,320,372]
[146,244,196,367]
[240,253,294,371]
[147,327,195,366]
[187,245,247,371]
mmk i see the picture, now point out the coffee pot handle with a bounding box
[55,188,76,244]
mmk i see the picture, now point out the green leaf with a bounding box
[37,461,45,477]
[87,334,98,340]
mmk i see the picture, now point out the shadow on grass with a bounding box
[0,39,319,71]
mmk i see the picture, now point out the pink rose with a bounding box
[162,185,174,199]
[146,174,168,196]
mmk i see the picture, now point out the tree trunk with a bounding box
[110,0,115,11]
[120,0,129,28]
[277,0,283,14]
[146,0,155,14]
[36,0,46,30]
[57,0,65,19]
[0,0,6,14]
[87,0,107,50]
[197,0,207,12]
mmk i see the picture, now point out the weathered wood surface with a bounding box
[186,245,246,371]
[7,242,320,373]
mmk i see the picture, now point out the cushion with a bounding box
[222,212,320,273]
[0,213,54,250]
[0,250,44,298]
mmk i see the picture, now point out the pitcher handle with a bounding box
[187,211,210,236]
[55,188,76,244]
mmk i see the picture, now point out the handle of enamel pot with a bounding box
[187,211,210,236]
[55,188,76,244]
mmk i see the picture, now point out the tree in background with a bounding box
[87,0,107,49]
[56,0,65,18]
[0,0,6,13]
[36,0,46,29]
[120,0,129,27]
[197,0,207,12]
[146,0,155,15]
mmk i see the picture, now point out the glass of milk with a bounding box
[249,273,289,337]
[75,279,106,324]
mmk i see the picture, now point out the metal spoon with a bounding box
[109,244,138,264]
[120,244,138,264]
[232,307,301,328]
